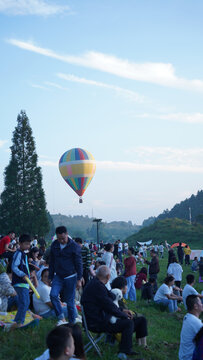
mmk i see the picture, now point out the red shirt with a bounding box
[124,256,136,277]
[135,272,147,289]
[0,236,11,255]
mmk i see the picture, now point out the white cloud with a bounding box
[96,160,203,173]
[126,146,203,168]
[44,81,69,91]
[39,151,203,173]
[134,112,203,124]
[7,38,203,91]
[0,0,70,16]
[57,73,144,102]
[31,83,50,90]
[0,140,8,148]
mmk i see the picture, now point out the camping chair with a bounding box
[81,305,105,358]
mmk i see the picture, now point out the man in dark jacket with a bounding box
[49,226,83,324]
[177,243,184,264]
[81,265,137,357]
[144,250,160,293]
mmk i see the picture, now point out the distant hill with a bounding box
[51,214,140,242]
[142,190,203,226]
[126,218,203,249]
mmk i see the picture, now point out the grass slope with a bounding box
[126,218,203,249]
[0,253,202,360]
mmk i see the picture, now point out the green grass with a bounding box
[0,253,202,360]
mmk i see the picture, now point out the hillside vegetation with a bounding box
[126,217,203,249]
[51,214,140,242]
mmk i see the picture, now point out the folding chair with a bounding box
[81,305,105,358]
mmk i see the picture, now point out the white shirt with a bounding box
[179,313,202,360]
[159,245,164,252]
[33,280,51,315]
[154,283,173,301]
[182,284,198,309]
[167,263,183,281]
[124,242,128,250]
[118,243,123,252]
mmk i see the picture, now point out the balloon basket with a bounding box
[79,197,83,204]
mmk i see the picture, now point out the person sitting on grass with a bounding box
[34,324,86,360]
[154,275,182,313]
[192,325,203,360]
[191,257,199,272]
[141,277,156,302]
[135,267,147,290]
[179,294,203,360]
[111,276,148,348]
[199,257,203,283]
[0,261,16,312]
[182,274,203,309]
[33,268,68,319]
[46,326,75,360]
[11,234,31,327]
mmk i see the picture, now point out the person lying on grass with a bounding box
[154,275,182,313]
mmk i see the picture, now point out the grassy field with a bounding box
[0,251,203,360]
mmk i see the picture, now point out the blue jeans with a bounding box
[14,287,30,324]
[118,251,122,262]
[7,295,18,311]
[42,306,68,319]
[124,275,136,301]
[155,298,177,313]
[50,274,77,323]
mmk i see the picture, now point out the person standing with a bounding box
[49,226,83,325]
[11,234,31,326]
[144,250,160,293]
[101,243,117,289]
[177,243,184,265]
[118,240,123,262]
[124,247,137,301]
[184,245,192,266]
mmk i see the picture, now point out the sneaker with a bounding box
[75,316,82,324]
[57,319,69,326]
[118,353,128,360]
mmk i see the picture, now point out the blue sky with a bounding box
[0,0,203,225]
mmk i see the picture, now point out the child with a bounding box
[11,234,31,326]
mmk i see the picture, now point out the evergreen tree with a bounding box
[0,110,49,236]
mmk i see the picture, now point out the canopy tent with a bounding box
[190,250,203,260]
[137,240,152,246]
[171,242,188,248]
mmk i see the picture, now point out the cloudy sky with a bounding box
[0,0,203,225]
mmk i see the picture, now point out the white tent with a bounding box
[137,240,152,246]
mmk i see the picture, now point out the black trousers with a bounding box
[91,318,134,354]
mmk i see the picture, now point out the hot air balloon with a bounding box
[59,148,96,203]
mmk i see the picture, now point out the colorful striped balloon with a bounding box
[59,148,96,202]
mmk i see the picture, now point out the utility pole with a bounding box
[93,218,102,245]
[189,207,192,224]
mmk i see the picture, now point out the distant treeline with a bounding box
[50,214,140,242]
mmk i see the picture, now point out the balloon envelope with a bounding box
[59,148,96,199]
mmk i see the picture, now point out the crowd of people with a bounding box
[0,231,203,360]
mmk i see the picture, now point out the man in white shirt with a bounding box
[182,274,203,309]
[33,268,67,319]
[179,294,203,360]
[118,240,123,262]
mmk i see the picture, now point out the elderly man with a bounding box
[179,294,203,360]
[49,226,83,325]
[81,265,137,359]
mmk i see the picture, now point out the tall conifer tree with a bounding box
[0,110,49,236]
